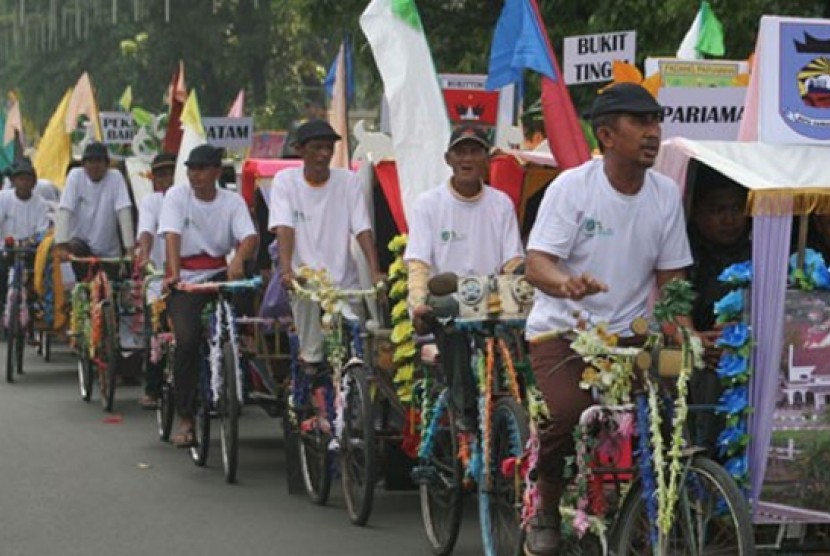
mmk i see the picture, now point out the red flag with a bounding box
[162,60,187,154]
[529,0,591,170]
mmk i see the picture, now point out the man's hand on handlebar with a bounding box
[412,304,434,335]
[280,269,295,290]
[227,257,246,281]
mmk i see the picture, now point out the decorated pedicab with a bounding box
[655,137,830,552]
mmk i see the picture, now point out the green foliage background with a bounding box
[0,0,828,137]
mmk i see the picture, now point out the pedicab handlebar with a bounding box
[68,254,134,265]
[174,276,263,294]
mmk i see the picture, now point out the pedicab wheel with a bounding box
[479,397,530,556]
[78,344,94,401]
[41,332,51,362]
[282,403,305,495]
[419,396,464,556]
[219,341,240,484]
[190,395,211,467]
[341,365,377,526]
[157,383,175,442]
[14,323,24,376]
[298,377,334,505]
[99,302,119,412]
[612,455,756,556]
[5,292,20,383]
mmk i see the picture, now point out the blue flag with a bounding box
[486,0,556,90]
[324,36,355,104]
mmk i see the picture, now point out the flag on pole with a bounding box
[324,36,355,105]
[485,0,556,90]
[487,0,590,168]
[328,41,351,169]
[163,60,188,154]
[34,89,73,187]
[174,90,207,186]
[360,0,451,228]
[3,93,24,163]
[676,1,725,60]
[227,89,245,118]
[119,85,133,111]
[65,72,103,140]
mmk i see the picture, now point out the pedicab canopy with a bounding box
[656,137,830,524]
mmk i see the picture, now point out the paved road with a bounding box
[0,342,483,556]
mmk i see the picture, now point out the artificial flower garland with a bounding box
[712,260,753,490]
[387,234,417,402]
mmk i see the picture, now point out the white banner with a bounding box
[202,117,253,149]
[658,87,747,141]
[563,30,636,85]
[100,111,135,145]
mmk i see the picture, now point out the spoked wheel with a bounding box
[41,331,51,362]
[282,402,305,495]
[219,341,240,483]
[190,384,212,467]
[157,382,175,442]
[419,393,464,556]
[341,365,377,526]
[479,397,530,556]
[5,291,20,383]
[298,372,334,505]
[613,455,755,555]
[98,302,119,412]
[77,346,94,401]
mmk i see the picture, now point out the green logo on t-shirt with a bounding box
[293,210,311,224]
[582,217,613,238]
[440,229,466,243]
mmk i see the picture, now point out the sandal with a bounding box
[138,395,159,410]
[171,428,196,448]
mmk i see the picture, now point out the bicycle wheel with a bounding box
[99,302,119,412]
[14,320,24,376]
[298,373,334,505]
[419,394,464,556]
[479,397,530,556]
[220,340,240,483]
[157,382,175,442]
[41,331,51,362]
[282,402,305,495]
[613,455,755,556]
[5,289,19,383]
[341,365,377,526]
[190,381,211,467]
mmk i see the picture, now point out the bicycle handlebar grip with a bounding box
[427,272,458,297]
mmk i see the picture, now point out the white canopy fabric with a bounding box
[656,138,830,214]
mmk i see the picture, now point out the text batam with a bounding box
[202,117,254,149]
[563,31,636,85]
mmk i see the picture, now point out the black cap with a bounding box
[185,144,223,167]
[448,124,490,150]
[591,83,662,118]
[294,119,341,145]
[9,157,36,178]
[151,152,177,172]
[82,141,110,161]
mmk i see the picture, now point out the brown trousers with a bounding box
[530,336,594,494]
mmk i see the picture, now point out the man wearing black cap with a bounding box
[135,152,176,409]
[522,83,693,555]
[159,144,257,446]
[268,119,383,367]
[404,124,524,431]
[54,141,135,262]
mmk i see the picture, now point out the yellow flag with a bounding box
[34,89,73,188]
[119,85,133,111]
[174,90,207,186]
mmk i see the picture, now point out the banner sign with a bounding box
[759,16,830,143]
[563,31,636,85]
[202,117,254,149]
[439,74,500,127]
[645,58,749,86]
[658,87,746,140]
[100,111,135,145]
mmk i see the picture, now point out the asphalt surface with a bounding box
[0,341,483,556]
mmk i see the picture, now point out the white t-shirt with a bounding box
[59,168,133,257]
[0,190,51,240]
[268,167,372,288]
[159,184,256,284]
[404,182,524,276]
[525,159,693,338]
[137,192,165,270]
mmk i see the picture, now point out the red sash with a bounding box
[180,253,226,271]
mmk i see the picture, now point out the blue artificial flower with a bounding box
[714,290,744,318]
[811,263,830,290]
[716,322,750,349]
[790,248,827,274]
[716,352,749,380]
[717,385,749,415]
[724,454,749,479]
[718,261,752,285]
[716,423,747,458]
